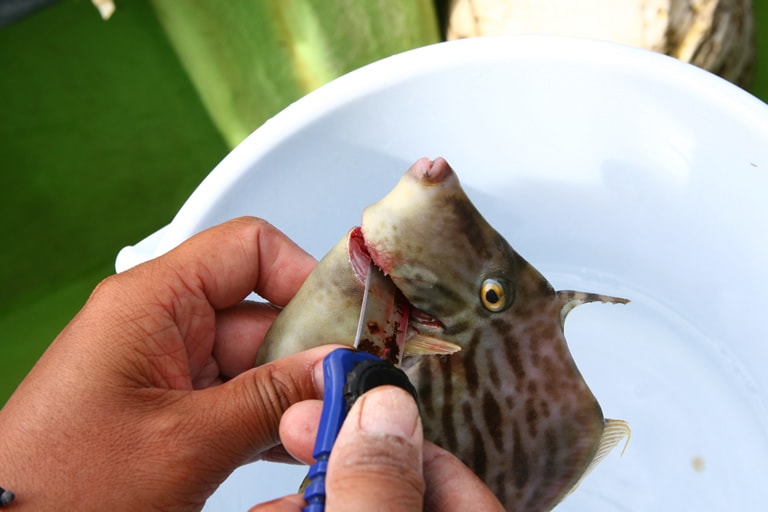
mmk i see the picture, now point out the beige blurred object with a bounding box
[91,0,115,20]
[446,0,754,86]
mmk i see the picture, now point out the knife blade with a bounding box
[352,260,410,366]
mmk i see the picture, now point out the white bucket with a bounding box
[116,36,768,511]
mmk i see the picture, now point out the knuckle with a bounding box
[237,363,309,446]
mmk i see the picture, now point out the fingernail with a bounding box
[358,386,420,439]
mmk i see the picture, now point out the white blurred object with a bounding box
[446,0,754,86]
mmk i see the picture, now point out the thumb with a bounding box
[166,346,332,475]
[325,385,425,512]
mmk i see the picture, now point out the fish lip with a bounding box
[348,226,445,333]
[348,225,394,285]
[348,226,374,283]
[349,225,395,278]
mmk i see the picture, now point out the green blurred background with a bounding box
[1,0,766,405]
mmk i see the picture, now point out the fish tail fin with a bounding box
[556,290,629,326]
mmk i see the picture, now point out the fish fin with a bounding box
[566,418,631,497]
[404,334,462,356]
[557,290,630,326]
[592,418,632,463]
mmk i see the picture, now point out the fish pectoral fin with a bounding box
[564,418,631,498]
[557,290,630,326]
[404,333,462,356]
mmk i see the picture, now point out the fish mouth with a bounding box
[348,226,460,361]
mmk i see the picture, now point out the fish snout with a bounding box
[407,156,454,185]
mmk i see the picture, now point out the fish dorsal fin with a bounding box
[556,290,630,327]
[565,418,631,498]
[404,333,462,356]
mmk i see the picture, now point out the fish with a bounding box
[257,157,630,511]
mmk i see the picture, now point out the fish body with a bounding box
[259,157,629,510]
[256,233,364,364]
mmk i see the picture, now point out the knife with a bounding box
[353,260,411,366]
[301,261,418,512]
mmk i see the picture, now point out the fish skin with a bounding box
[255,234,363,365]
[258,157,629,510]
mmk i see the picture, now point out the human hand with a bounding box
[0,216,503,511]
[0,217,329,510]
[252,385,504,512]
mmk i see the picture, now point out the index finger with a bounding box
[158,216,317,309]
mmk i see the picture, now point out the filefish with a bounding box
[258,157,630,511]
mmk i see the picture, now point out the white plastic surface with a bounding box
[115,36,768,511]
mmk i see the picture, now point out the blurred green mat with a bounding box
[0,0,228,402]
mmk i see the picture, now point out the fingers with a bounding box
[325,386,425,512]
[162,216,315,373]
[277,396,504,512]
[213,300,282,379]
[129,216,317,311]
[249,493,306,512]
[278,399,324,465]
[180,216,317,308]
[169,346,332,472]
[99,217,316,384]
[252,387,426,512]
[258,444,305,465]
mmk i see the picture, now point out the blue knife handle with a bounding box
[301,348,417,512]
[302,349,376,512]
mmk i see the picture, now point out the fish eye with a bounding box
[480,278,510,312]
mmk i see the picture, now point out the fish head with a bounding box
[360,157,554,341]
[360,158,630,509]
